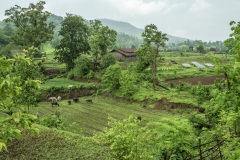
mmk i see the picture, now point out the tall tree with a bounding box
[136,24,168,90]
[54,13,90,70]
[4,1,54,49]
[89,20,117,62]
[196,44,205,54]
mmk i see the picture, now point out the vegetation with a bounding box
[54,13,90,70]
[1,1,240,159]
[4,1,54,49]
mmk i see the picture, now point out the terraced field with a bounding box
[30,96,185,136]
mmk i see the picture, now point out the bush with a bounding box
[101,53,116,69]
[67,70,74,79]
[74,55,93,77]
[102,63,121,91]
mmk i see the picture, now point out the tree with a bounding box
[4,1,54,49]
[0,56,39,151]
[204,21,240,159]
[89,20,117,62]
[136,24,168,90]
[196,44,205,54]
[2,23,14,37]
[54,13,90,70]
[11,52,43,112]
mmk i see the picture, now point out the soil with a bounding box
[44,68,60,76]
[165,75,225,85]
[39,88,97,102]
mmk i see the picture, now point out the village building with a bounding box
[111,48,137,61]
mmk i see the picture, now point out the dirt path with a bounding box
[165,75,224,85]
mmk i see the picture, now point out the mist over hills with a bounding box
[0,14,189,44]
[99,18,189,44]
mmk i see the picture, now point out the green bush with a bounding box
[67,70,74,79]
[74,55,93,77]
[102,63,121,91]
[101,53,116,69]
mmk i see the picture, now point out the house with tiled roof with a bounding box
[111,48,136,61]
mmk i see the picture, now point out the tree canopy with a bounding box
[89,20,117,62]
[54,13,90,70]
[4,0,55,49]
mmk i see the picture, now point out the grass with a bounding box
[0,125,111,160]
[29,95,189,136]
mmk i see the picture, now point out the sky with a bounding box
[0,0,239,42]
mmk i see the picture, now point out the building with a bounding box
[111,48,137,61]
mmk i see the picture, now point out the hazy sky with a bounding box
[0,0,239,41]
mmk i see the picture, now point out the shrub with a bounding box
[101,53,116,69]
[67,70,74,79]
[102,63,121,91]
[74,55,93,77]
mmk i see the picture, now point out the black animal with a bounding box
[51,101,59,107]
[68,100,71,105]
[73,97,79,102]
[86,99,93,103]
[137,116,142,121]
[143,105,147,108]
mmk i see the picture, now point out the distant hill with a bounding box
[99,18,189,44]
[0,15,189,44]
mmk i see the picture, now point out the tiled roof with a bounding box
[112,48,136,57]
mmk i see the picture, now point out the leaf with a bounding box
[0,142,7,151]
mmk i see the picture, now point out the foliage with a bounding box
[204,21,240,159]
[96,115,197,160]
[39,110,65,130]
[101,53,116,70]
[11,53,42,112]
[0,56,39,151]
[102,63,121,91]
[54,13,90,70]
[196,45,205,54]
[73,55,93,77]
[4,1,54,49]
[119,65,137,96]
[89,20,117,62]
[0,42,14,58]
[136,24,168,90]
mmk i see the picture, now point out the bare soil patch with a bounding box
[166,76,224,85]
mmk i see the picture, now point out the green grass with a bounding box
[0,125,111,160]
[29,95,188,136]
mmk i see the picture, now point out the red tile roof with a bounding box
[112,48,136,57]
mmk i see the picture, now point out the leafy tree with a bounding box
[11,53,42,112]
[100,53,116,70]
[196,44,205,54]
[102,63,121,91]
[204,21,240,159]
[4,1,54,49]
[54,13,90,70]
[0,43,14,58]
[0,29,10,45]
[73,55,93,77]
[2,23,14,37]
[0,56,39,151]
[136,24,168,90]
[89,20,117,62]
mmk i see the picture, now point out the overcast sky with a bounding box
[0,0,239,42]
